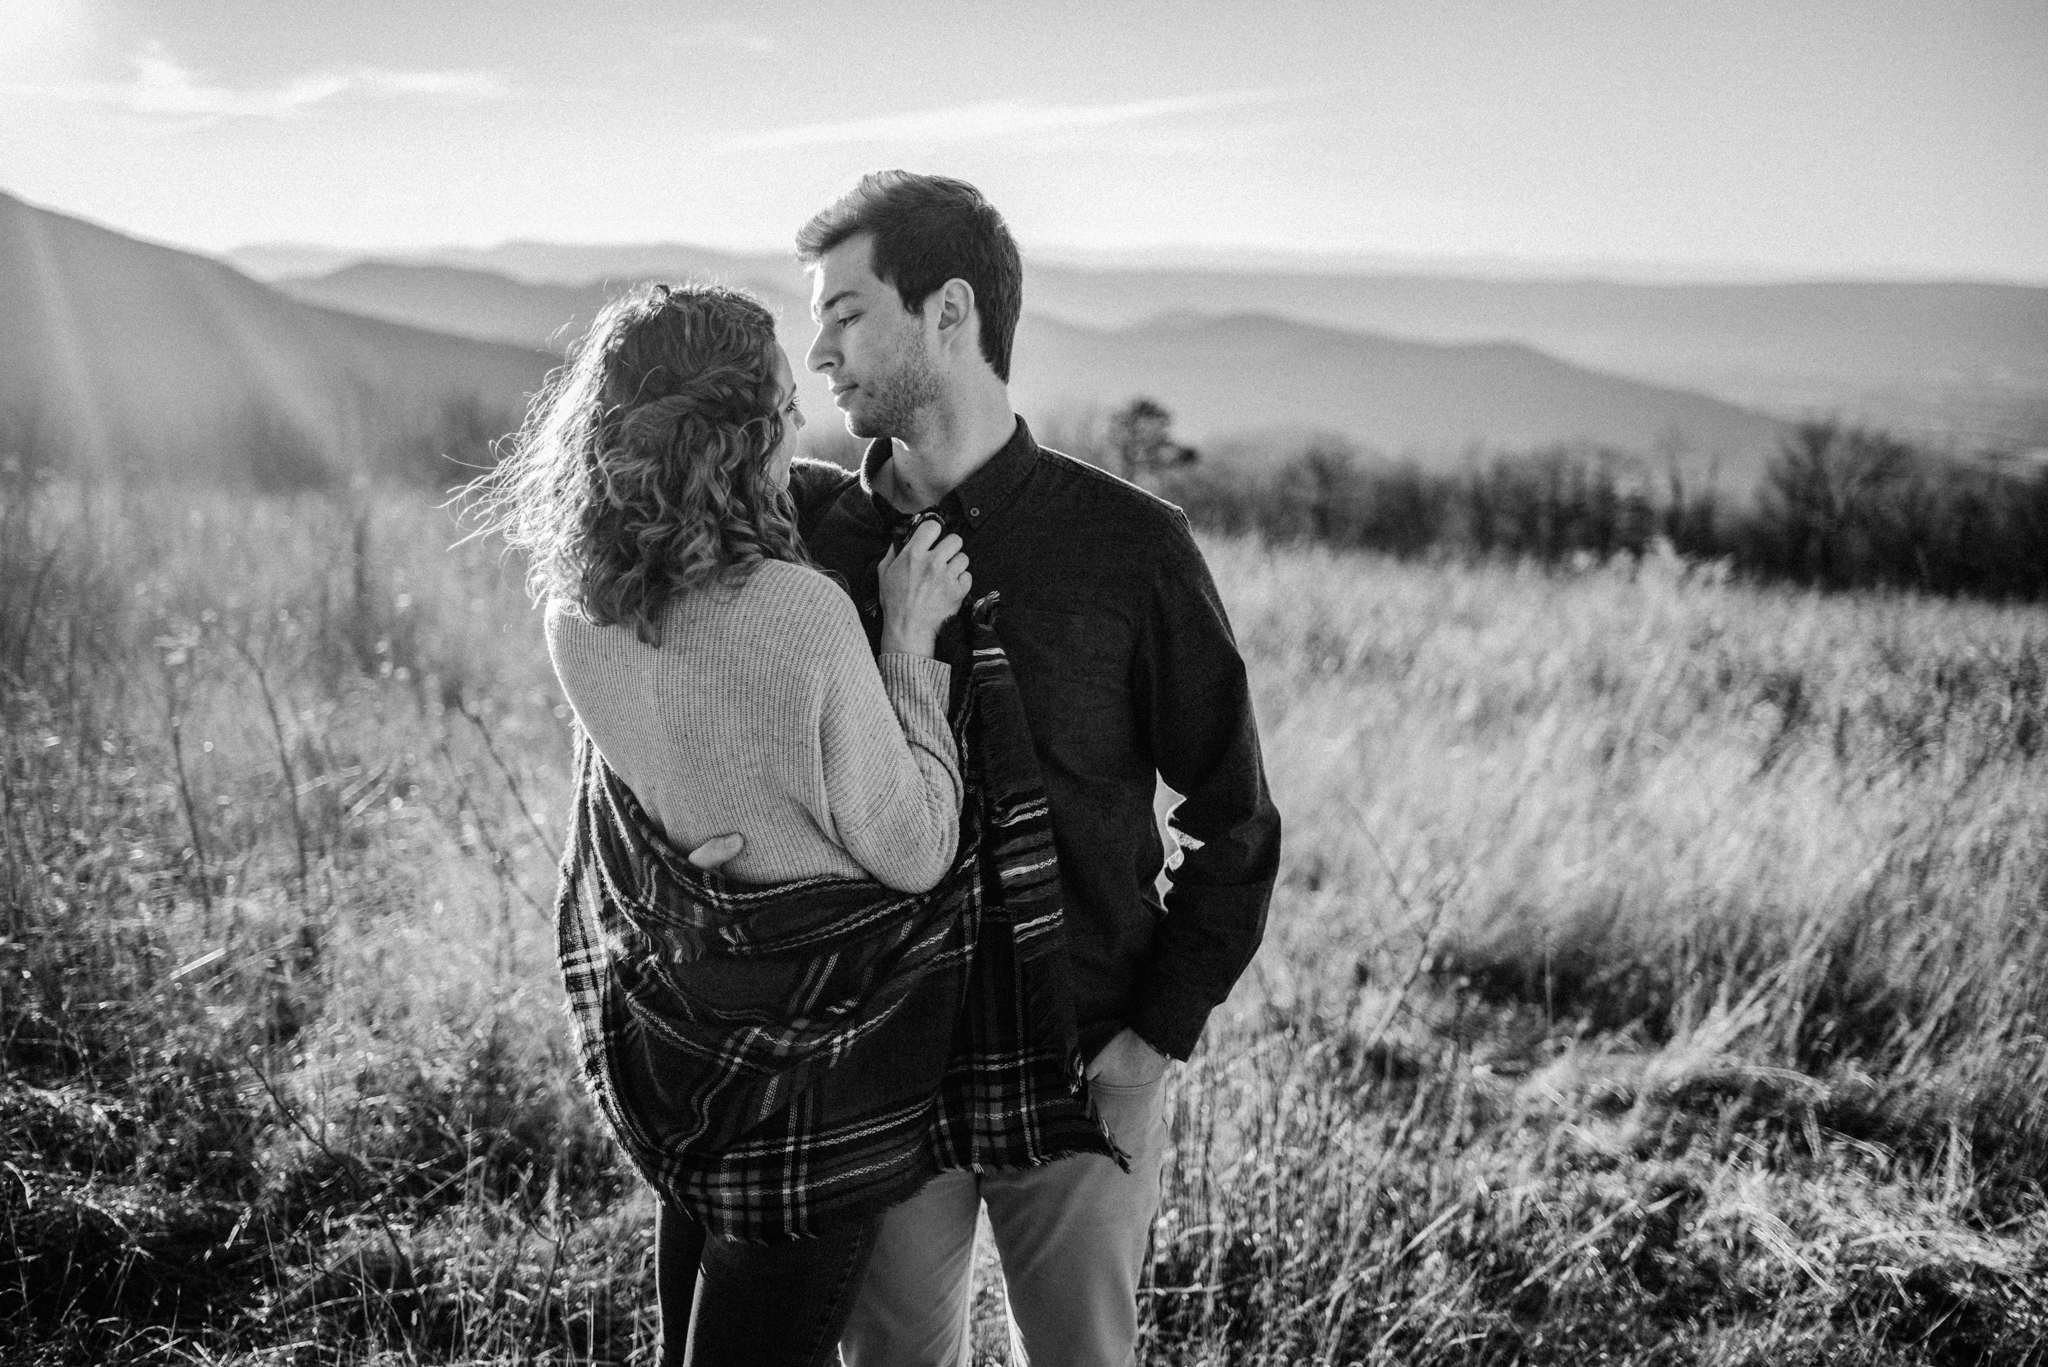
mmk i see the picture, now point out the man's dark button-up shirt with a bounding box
[791,418,1281,1060]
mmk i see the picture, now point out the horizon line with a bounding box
[218,234,2048,289]
[7,185,2042,289]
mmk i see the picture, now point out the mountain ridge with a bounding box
[273,256,1786,481]
[1011,311,1785,480]
[0,191,552,485]
[250,238,2046,450]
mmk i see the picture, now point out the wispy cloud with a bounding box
[729,89,1287,150]
[668,21,777,56]
[6,43,507,122]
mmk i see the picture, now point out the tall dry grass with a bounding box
[1148,539,2048,1363]
[3,487,2045,1364]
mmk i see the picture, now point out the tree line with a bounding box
[7,389,2046,601]
[1124,414,2048,600]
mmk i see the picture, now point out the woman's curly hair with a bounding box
[471,282,807,644]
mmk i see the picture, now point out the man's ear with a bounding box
[933,278,976,347]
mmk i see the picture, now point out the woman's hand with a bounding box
[686,833,744,870]
[878,517,970,658]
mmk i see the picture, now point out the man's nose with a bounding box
[805,330,834,374]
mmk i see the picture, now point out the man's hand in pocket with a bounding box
[1086,1027,1169,1088]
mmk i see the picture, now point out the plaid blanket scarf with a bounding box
[556,592,1120,1241]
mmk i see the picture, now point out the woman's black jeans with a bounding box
[657,1199,876,1367]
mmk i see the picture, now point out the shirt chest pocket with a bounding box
[1001,607,1136,764]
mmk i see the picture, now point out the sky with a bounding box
[1,0,2044,280]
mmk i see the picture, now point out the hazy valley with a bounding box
[11,186,2044,498]
[253,236,2048,460]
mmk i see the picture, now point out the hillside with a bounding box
[233,239,790,289]
[1020,268,2048,450]
[274,262,835,448]
[1014,312,1786,479]
[248,241,2047,449]
[276,259,1783,481]
[278,261,813,354]
[0,193,552,485]
[280,263,625,352]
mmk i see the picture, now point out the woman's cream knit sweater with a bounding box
[545,559,960,893]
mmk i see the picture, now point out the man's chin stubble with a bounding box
[845,400,906,443]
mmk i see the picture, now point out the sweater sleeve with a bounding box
[806,587,962,893]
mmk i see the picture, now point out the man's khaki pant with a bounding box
[839,1069,1170,1367]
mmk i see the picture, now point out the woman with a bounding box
[476,282,972,1365]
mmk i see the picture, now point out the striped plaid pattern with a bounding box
[556,593,1119,1241]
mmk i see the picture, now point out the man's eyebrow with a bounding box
[812,287,860,321]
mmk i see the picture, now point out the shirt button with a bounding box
[969,507,981,518]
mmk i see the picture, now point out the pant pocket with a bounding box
[1087,1071,1168,1154]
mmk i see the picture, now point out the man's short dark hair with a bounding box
[796,171,1023,384]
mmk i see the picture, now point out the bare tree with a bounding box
[1105,398,1197,481]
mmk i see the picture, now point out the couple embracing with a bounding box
[485,171,1281,1366]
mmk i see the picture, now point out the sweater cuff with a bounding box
[874,653,957,782]
[875,653,951,708]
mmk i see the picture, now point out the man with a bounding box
[787,171,1281,1367]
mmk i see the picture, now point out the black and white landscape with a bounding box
[11,185,2045,495]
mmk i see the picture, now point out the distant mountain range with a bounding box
[1010,313,1784,479]
[235,239,1868,285]
[10,191,2033,495]
[231,240,785,289]
[244,238,2048,454]
[1018,270,2048,452]
[0,192,551,485]
[278,262,636,355]
[272,256,1788,482]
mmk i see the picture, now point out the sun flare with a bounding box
[0,0,85,77]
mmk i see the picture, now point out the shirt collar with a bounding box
[859,416,1040,534]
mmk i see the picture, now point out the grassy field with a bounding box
[3,485,2047,1364]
